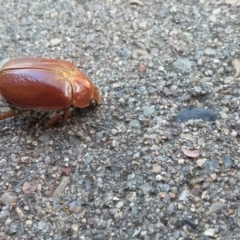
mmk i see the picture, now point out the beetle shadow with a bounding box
[0,92,103,130]
[0,110,45,130]
[0,106,100,133]
[73,105,99,117]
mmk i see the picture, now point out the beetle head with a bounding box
[72,69,101,108]
[89,99,98,109]
[91,84,102,106]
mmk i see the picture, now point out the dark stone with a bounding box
[175,108,217,122]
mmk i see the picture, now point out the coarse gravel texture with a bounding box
[0,0,240,239]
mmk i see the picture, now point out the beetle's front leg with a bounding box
[62,108,72,125]
[45,108,72,128]
[46,112,63,128]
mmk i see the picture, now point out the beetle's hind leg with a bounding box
[0,109,29,121]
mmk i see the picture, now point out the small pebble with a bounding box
[37,221,47,230]
[173,58,192,72]
[50,38,61,46]
[204,48,216,56]
[143,106,155,117]
[179,190,189,201]
[2,192,17,204]
[204,228,215,237]
[71,223,79,232]
[129,120,141,128]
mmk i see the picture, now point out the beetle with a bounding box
[0,57,101,127]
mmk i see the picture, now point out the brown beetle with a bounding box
[0,57,101,127]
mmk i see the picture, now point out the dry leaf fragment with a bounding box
[22,180,39,195]
[152,165,161,173]
[61,167,71,176]
[182,148,200,158]
[51,176,70,198]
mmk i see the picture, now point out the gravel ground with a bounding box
[0,0,240,239]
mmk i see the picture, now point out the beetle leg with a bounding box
[0,109,29,121]
[46,112,63,128]
[62,109,72,125]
